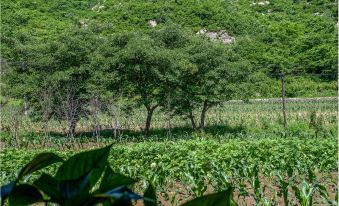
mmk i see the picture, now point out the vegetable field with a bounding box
[1,97,337,205]
[1,0,337,204]
[1,137,337,205]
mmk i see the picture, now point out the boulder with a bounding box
[148,20,157,27]
[197,29,235,44]
[251,1,270,6]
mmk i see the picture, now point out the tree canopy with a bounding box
[1,0,337,136]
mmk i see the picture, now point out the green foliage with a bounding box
[17,152,64,182]
[1,144,240,206]
[0,1,338,204]
[1,0,338,136]
[1,145,124,205]
[1,137,337,205]
[144,184,157,206]
[55,144,111,181]
[181,189,235,206]
[1,0,337,101]
[8,184,43,206]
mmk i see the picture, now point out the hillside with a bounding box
[1,0,338,97]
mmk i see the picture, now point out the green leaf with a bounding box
[98,166,136,193]
[33,173,64,204]
[144,183,157,206]
[60,170,94,199]
[17,153,63,181]
[8,184,43,205]
[292,185,303,204]
[35,169,103,204]
[55,144,112,181]
[307,169,316,182]
[181,188,234,206]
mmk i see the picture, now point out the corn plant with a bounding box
[0,144,235,206]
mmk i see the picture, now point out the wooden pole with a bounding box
[22,62,28,116]
[281,74,287,129]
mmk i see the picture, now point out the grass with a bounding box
[0,97,337,143]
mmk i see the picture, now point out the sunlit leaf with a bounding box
[55,144,112,181]
[98,166,136,193]
[17,153,63,181]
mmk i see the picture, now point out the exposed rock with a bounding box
[313,12,323,16]
[79,20,88,28]
[196,29,207,34]
[218,30,235,44]
[251,1,270,6]
[92,5,105,11]
[91,1,106,11]
[197,29,235,44]
[148,20,157,27]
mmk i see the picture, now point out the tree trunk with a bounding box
[68,119,77,138]
[43,122,49,138]
[188,110,196,130]
[23,95,28,116]
[144,105,157,136]
[199,101,209,131]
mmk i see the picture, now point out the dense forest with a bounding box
[2,0,338,96]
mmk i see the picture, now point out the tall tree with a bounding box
[3,28,100,137]
[110,33,176,136]
[171,36,250,130]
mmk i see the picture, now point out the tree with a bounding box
[3,28,101,137]
[46,29,103,137]
[109,32,176,136]
[171,36,250,130]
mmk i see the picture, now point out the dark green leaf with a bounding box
[292,185,302,203]
[17,153,63,181]
[60,170,94,199]
[99,166,136,193]
[8,184,43,206]
[35,169,104,204]
[55,144,112,181]
[307,169,316,182]
[33,173,64,204]
[144,183,157,206]
[181,188,234,206]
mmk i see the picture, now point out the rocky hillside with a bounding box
[1,0,338,97]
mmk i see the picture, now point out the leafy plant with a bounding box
[292,181,315,206]
[0,144,236,206]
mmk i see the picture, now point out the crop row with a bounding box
[1,137,337,205]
